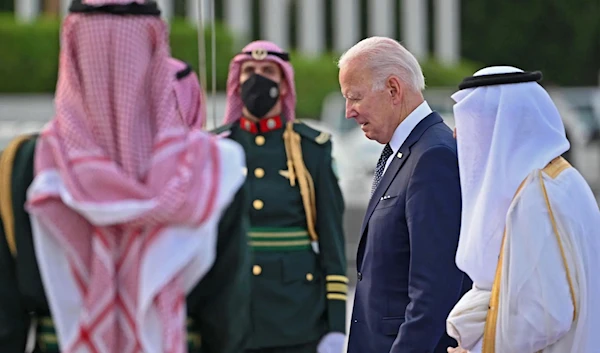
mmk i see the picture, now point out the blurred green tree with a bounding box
[461,0,600,85]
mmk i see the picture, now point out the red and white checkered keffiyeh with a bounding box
[222,40,297,124]
[25,2,244,353]
[170,58,207,129]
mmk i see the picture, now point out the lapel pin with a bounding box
[397,152,403,159]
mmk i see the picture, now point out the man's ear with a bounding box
[387,76,403,104]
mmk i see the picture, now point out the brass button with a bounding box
[306,273,314,282]
[253,199,264,210]
[255,135,265,146]
[253,265,262,276]
[254,168,265,178]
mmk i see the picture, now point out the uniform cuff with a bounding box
[325,275,348,333]
[326,274,349,301]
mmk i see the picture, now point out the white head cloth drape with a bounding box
[452,66,569,289]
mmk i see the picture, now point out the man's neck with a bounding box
[396,95,425,127]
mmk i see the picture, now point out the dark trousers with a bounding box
[245,340,319,353]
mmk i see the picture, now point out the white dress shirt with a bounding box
[382,100,433,175]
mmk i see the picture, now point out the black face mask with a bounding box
[241,74,281,118]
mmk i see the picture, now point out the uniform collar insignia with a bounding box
[239,115,284,134]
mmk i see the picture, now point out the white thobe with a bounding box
[447,162,600,353]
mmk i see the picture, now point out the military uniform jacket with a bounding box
[0,134,252,353]
[213,116,347,349]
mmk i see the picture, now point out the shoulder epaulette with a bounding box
[210,123,234,135]
[175,62,193,80]
[293,120,331,145]
[542,156,571,179]
[0,134,36,258]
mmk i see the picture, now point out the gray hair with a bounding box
[337,36,425,92]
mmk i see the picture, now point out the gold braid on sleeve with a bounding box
[0,134,33,258]
[283,122,318,242]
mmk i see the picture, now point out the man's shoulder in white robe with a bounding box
[448,164,600,353]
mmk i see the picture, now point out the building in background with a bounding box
[11,0,460,66]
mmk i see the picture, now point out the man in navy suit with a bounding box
[338,36,472,353]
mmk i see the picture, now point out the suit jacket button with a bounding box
[357,272,362,281]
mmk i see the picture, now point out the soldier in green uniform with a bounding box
[0,1,250,353]
[213,40,347,353]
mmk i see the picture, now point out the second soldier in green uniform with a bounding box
[213,40,347,353]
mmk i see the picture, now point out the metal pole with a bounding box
[197,0,208,128]
[210,0,217,127]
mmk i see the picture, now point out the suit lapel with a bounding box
[359,112,444,236]
[359,147,410,236]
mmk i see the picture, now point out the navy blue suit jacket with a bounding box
[347,112,472,353]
